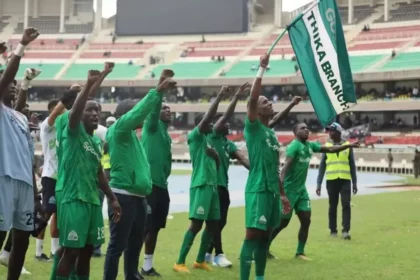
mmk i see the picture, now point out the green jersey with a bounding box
[284,139,321,193]
[188,127,217,188]
[55,111,69,163]
[141,95,172,189]
[207,130,237,188]
[106,88,162,196]
[55,115,102,205]
[244,118,280,194]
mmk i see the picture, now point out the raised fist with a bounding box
[260,54,270,68]
[0,42,7,54]
[237,82,251,95]
[87,70,101,84]
[158,69,175,85]
[104,62,115,74]
[21,28,40,46]
[218,86,231,97]
[157,77,177,92]
[24,68,42,81]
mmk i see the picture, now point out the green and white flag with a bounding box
[287,0,356,126]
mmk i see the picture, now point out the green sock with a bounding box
[69,268,77,280]
[254,239,269,277]
[240,239,258,280]
[76,276,89,280]
[49,253,60,280]
[296,241,306,255]
[256,277,265,280]
[56,277,69,280]
[177,230,196,264]
[196,230,212,263]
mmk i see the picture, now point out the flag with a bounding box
[288,0,356,126]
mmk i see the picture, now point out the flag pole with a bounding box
[267,0,321,55]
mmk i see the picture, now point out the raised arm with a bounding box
[198,86,229,133]
[232,150,250,170]
[319,141,360,153]
[269,96,302,128]
[88,62,114,98]
[247,54,269,122]
[117,70,176,132]
[349,148,358,194]
[214,82,250,133]
[0,28,39,101]
[68,70,100,129]
[47,85,80,126]
[14,68,42,112]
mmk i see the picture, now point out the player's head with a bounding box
[293,122,309,141]
[195,113,213,134]
[106,116,116,128]
[0,79,18,107]
[47,99,59,114]
[389,148,392,152]
[22,103,30,117]
[326,122,343,141]
[62,87,80,110]
[82,98,100,132]
[213,113,230,135]
[248,96,274,118]
[160,103,172,123]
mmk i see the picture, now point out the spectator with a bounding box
[414,115,418,127]
[251,64,257,71]
[412,87,418,98]
[201,35,206,43]
[128,60,133,65]
[112,35,117,44]
[391,50,396,59]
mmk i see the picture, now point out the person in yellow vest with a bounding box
[316,122,357,240]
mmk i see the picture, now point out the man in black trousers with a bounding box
[316,123,357,240]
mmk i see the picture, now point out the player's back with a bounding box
[244,117,280,194]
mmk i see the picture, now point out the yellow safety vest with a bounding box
[101,153,111,170]
[325,141,351,180]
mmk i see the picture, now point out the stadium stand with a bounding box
[64,63,141,79]
[381,52,420,71]
[14,17,62,34]
[374,2,420,22]
[148,61,226,79]
[339,5,376,24]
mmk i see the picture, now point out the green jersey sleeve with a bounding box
[227,140,238,158]
[244,117,261,134]
[188,126,205,144]
[286,140,300,158]
[309,141,322,153]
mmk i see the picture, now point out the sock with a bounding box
[51,238,60,255]
[56,277,69,280]
[70,268,77,280]
[35,238,44,257]
[0,250,10,259]
[49,253,60,280]
[176,230,196,265]
[296,241,306,255]
[254,239,269,277]
[240,239,258,280]
[256,277,265,280]
[196,230,212,263]
[143,254,153,271]
[76,276,89,280]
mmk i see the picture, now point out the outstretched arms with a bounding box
[319,141,360,153]
[247,54,269,122]
[214,82,250,133]
[269,96,302,128]
[197,86,229,133]
[14,68,42,112]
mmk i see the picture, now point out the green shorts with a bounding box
[58,200,105,248]
[245,191,281,231]
[281,189,311,219]
[189,185,220,221]
[56,191,62,229]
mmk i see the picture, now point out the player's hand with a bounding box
[103,62,115,74]
[218,86,230,97]
[87,70,101,84]
[158,69,175,86]
[157,77,177,92]
[0,42,7,54]
[109,199,122,223]
[24,68,42,81]
[280,195,291,215]
[292,96,302,106]
[316,187,321,196]
[352,185,358,195]
[235,82,251,96]
[260,54,270,68]
[20,28,40,46]
[350,141,361,148]
[69,84,82,93]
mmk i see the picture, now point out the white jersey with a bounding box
[40,117,58,179]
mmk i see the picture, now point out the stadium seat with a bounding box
[381,52,420,71]
[63,64,141,79]
[0,64,64,80]
[147,62,226,79]
[349,55,384,72]
[225,60,296,78]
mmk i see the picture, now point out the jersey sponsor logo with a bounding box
[83,142,100,161]
[68,230,79,241]
[49,196,56,205]
[258,215,267,224]
[196,206,205,215]
[299,157,311,163]
[266,138,280,152]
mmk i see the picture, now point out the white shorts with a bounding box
[0,176,34,232]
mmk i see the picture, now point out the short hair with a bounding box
[194,113,205,126]
[292,123,299,135]
[47,99,59,111]
[115,99,139,119]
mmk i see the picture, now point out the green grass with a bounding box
[2,191,420,279]
[171,169,192,175]
[385,175,420,186]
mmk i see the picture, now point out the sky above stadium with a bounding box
[96,0,313,19]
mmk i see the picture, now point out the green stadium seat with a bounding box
[381,52,420,71]
[0,63,64,79]
[147,62,226,79]
[349,55,384,72]
[225,60,296,77]
[63,63,141,79]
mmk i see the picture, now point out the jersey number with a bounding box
[26,213,34,226]
[97,227,105,240]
